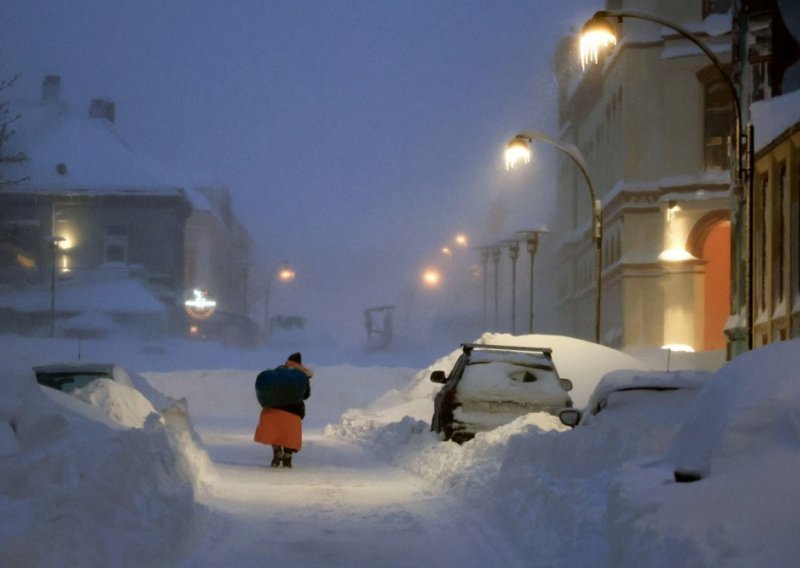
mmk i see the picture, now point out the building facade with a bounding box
[552,0,734,356]
[732,0,800,348]
[0,76,254,340]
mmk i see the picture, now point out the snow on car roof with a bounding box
[468,349,555,369]
[585,369,711,410]
[33,362,116,375]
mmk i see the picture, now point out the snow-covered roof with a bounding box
[750,89,800,153]
[9,99,185,193]
[0,277,165,314]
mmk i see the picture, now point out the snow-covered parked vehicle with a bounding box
[429,343,573,443]
[34,362,126,393]
[558,369,710,429]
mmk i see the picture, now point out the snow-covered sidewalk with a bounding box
[182,429,526,567]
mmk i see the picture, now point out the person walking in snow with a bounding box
[253,352,313,468]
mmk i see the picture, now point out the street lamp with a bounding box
[579,9,750,353]
[490,245,501,330]
[421,267,442,288]
[46,235,65,338]
[506,130,602,343]
[263,260,295,342]
[475,245,491,328]
[517,228,548,335]
[501,239,520,334]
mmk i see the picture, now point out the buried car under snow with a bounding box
[430,343,573,443]
[558,369,711,429]
[33,362,128,393]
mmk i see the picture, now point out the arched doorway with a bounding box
[701,220,731,350]
[687,211,731,351]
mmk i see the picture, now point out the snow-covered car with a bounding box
[34,362,125,392]
[559,370,710,429]
[429,343,573,443]
[33,361,177,416]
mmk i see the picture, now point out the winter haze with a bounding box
[1,0,595,344]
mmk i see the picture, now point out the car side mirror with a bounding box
[559,408,581,427]
[559,378,573,391]
[430,370,447,384]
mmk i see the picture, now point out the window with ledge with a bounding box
[794,147,800,300]
[772,162,787,307]
[755,172,768,313]
[703,0,732,19]
[704,79,733,171]
[104,224,128,264]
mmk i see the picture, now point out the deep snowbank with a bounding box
[607,339,800,566]
[328,335,800,566]
[0,358,209,566]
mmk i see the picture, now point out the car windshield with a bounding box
[35,371,112,392]
[457,360,569,405]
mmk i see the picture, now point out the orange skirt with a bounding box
[253,408,302,451]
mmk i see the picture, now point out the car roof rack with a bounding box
[461,343,553,356]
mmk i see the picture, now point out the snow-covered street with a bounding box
[182,430,523,567]
[3,333,800,566]
[142,363,525,567]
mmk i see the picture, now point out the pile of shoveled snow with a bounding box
[0,360,209,566]
[328,334,800,566]
[607,339,800,566]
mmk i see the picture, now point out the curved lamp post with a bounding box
[263,260,295,342]
[506,129,602,343]
[580,9,751,352]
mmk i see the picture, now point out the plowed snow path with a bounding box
[181,428,524,567]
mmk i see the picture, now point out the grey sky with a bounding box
[2,0,598,341]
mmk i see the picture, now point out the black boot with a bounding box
[270,445,283,468]
[282,449,293,468]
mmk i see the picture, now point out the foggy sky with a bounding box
[2,0,598,342]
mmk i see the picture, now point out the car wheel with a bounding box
[451,431,474,445]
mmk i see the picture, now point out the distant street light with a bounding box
[517,228,548,334]
[502,239,520,334]
[421,267,442,288]
[579,8,750,353]
[263,260,295,342]
[506,129,602,343]
[46,235,65,338]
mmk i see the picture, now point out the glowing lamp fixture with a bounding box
[579,14,617,69]
[505,135,531,170]
[454,233,468,247]
[278,266,296,282]
[661,344,695,353]
[185,288,217,320]
[421,268,442,288]
[441,246,452,256]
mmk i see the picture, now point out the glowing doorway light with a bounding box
[658,248,694,262]
[504,136,531,170]
[579,16,617,70]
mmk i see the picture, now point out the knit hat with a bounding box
[287,352,302,364]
